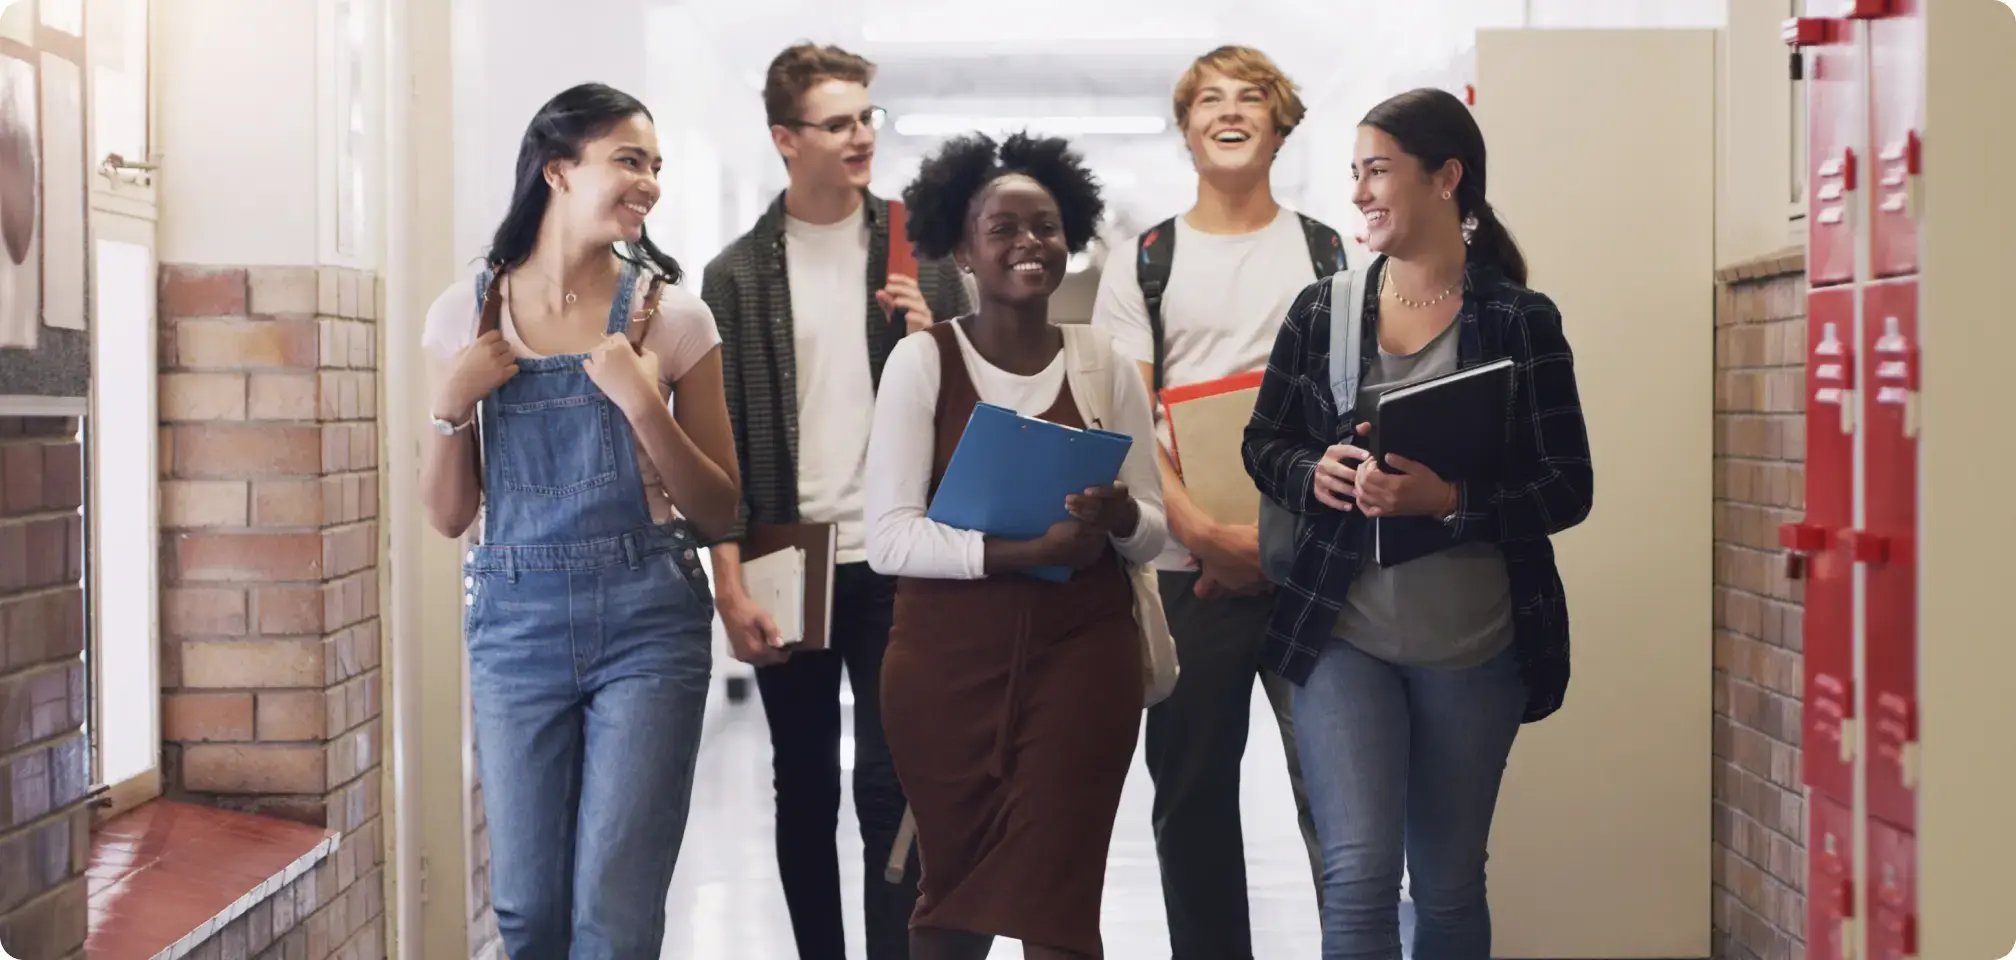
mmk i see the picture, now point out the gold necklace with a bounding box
[1381,268,1461,309]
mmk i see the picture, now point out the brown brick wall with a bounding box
[158,265,386,960]
[0,417,91,960]
[1713,249,1810,960]
[177,858,386,960]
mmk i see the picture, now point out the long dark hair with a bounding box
[486,83,682,285]
[1361,87,1526,286]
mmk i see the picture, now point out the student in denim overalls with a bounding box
[419,83,742,958]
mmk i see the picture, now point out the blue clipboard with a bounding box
[926,402,1134,581]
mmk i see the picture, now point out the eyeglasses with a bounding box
[782,105,888,137]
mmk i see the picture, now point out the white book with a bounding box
[740,546,806,648]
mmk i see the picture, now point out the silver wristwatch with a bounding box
[431,411,474,436]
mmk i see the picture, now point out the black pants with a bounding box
[755,562,915,960]
[1145,569,1322,959]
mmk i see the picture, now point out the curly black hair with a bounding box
[900,131,1105,261]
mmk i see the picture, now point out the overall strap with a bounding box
[604,260,644,336]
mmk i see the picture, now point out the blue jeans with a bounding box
[466,537,714,959]
[1291,640,1525,960]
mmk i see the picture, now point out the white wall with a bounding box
[449,0,654,269]
[1474,27,1716,958]
[156,0,321,265]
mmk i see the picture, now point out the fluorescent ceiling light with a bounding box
[863,4,1216,44]
[894,114,1168,138]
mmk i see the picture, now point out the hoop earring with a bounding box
[1442,191,1453,200]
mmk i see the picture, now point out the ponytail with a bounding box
[1466,198,1526,287]
[1363,87,1527,287]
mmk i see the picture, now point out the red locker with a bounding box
[1868,819,1918,960]
[1809,795,1859,960]
[1867,0,1923,277]
[1786,13,1864,286]
[1862,279,1919,829]
[1785,286,1859,801]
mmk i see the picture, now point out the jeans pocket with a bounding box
[495,394,618,496]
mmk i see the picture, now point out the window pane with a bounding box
[92,236,156,787]
[89,0,147,167]
[42,0,84,36]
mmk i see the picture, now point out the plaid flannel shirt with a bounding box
[1241,256,1593,723]
[699,190,971,544]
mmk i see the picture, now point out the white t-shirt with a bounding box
[420,267,721,525]
[1090,208,1318,570]
[784,204,875,564]
[862,323,1167,580]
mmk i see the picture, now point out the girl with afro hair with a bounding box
[861,131,1169,959]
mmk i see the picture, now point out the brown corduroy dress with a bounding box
[881,322,1145,957]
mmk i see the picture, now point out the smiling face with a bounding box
[1182,69,1284,179]
[548,111,662,246]
[1351,123,1462,258]
[774,78,877,193]
[958,174,1068,307]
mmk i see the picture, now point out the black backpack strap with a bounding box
[1135,216,1178,395]
[1297,212,1349,280]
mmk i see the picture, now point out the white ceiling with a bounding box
[636,0,1725,267]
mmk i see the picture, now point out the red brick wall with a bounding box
[1713,249,1809,960]
[158,265,386,960]
[0,417,91,960]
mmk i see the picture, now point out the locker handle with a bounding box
[1843,530,1891,565]
[1779,521,1825,580]
[1780,521,1828,553]
[1783,16,1847,46]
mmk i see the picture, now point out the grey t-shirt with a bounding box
[1333,320,1515,669]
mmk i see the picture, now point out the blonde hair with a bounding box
[1172,45,1307,138]
[763,43,877,128]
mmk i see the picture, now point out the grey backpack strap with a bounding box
[1327,268,1367,419]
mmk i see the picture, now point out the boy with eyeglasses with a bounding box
[699,42,970,960]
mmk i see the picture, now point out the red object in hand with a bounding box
[885,200,922,327]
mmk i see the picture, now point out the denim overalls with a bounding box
[461,261,713,959]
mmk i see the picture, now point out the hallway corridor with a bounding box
[661,680,1380,957]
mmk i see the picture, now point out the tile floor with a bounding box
[663,681,1412,958]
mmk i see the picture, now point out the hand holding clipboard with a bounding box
[876,201,933,334]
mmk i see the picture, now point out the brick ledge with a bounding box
[85,801,337,960]
[1717,245,1807,284]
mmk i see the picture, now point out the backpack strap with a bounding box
[1134,217,1178,396]
[1298,212,1349,280]
[1061,324,1116,431]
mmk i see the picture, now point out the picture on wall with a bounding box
[41,51,81,331]
[0,0,32,44]
[0,50,41,353]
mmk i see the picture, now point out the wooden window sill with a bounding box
[84,800,337,960]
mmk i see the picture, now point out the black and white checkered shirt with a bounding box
[699,190,971,544]
[1242,256,1593,723]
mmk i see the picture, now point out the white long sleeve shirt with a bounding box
[864,321,1167,580]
